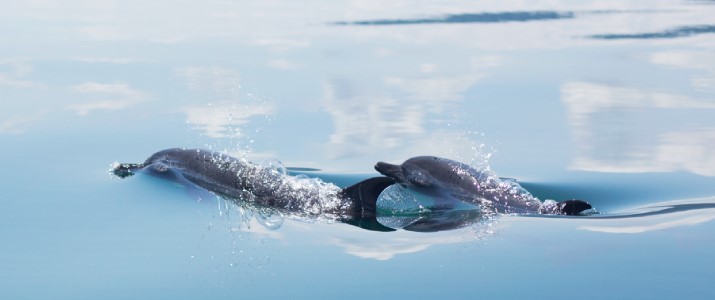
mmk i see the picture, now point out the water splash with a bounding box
[203,154,347,226]
[258,158,287,177]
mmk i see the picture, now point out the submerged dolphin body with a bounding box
[375,156,592,215]
[113,148,396,231]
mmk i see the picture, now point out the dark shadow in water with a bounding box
[331,11,574,26]
[589,24,715,39]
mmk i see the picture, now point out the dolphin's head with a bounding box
[374,161,407,183]
[375,156,446,188]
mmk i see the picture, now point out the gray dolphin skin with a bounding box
[375,156,592,215]
[113,148,396,231]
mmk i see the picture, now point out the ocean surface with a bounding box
[2,0,715,299]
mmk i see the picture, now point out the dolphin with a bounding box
[113,148,396,231]
[374,156,592,215]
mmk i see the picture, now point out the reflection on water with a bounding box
[67,81,149,116]
[650,50,715,90]
[332,11,574,26]
[578,198,715,233]
[323,74,487,162]
[328,231,479,261]
[182,104,273,139]
[0,110,48,135]
[173,67,241,93]
[561,82,715,176]
[590,24,715,39]
[0,60,43,89]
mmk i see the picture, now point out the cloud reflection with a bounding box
[267,59,302,70]
[173,66,241,93]
[329,229,487,260]
[323,79,420,159]
[321,50,494,161]
[70,57,142,64]
[67,81,148,116]
[182,104,274,139]
[173,66,275,140]
[383,74,484,105]
[650,50,715,90]
[330,237,436,260]
[561,82,715,176]
[250,38,311,52]
[0,60,44,89]
[0,110,49,135]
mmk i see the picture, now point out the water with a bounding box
[2,0,715,299]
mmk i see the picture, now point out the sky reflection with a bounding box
[561,81,715,176]
[67,81,149,116]
[1,0,715,175]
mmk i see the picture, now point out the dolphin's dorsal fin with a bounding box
[341,177,397,232]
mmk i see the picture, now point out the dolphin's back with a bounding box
[143,148,250,198]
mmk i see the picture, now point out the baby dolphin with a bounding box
[375,156,592,215]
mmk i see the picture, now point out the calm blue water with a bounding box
[2,0,715,299]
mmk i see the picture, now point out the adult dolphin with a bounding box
[375,156,593,215]
[113,148,396,231]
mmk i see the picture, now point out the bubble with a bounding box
[255,210,284,230]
